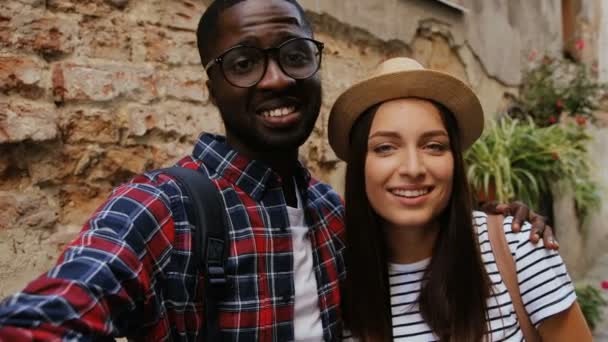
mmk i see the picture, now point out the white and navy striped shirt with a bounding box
[345,211,576,341]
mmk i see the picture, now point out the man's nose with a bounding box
[256,59,295,90]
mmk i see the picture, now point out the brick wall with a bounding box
[0,0,224,295]
[0,0,415,296]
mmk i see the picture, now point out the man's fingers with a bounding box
[541,225,559,250]
[528,214,546,241]
[511,204,529,233]
[529,215,546,233]
[494,203,511,215]
[480,201,501,214]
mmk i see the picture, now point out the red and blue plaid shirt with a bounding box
[0,133,346,341]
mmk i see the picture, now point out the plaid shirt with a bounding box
[0,133,346,341]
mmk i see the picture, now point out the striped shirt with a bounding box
[0,133,347,341]
[346,211,575,341]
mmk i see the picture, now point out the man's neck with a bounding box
[226,134,300,206]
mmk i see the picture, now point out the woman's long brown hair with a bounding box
[341,101,491,341]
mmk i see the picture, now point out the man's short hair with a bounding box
[196,0,313,67]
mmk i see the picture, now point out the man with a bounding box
[0,0,554,340]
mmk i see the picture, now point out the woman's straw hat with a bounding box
[328,57,484,161]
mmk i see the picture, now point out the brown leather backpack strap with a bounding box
[486,214,540,342]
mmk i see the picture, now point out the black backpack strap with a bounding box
[160,166,228,341]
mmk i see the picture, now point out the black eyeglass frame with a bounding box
[204,37,325,88]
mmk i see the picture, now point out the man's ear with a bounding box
[206,79,217,106]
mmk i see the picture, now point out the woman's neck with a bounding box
[384,221,440,264]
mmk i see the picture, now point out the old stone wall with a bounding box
[601,0,608,82]
[0,0,605,297]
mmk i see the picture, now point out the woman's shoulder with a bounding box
[472,211,576,326]
[472,210,537,250]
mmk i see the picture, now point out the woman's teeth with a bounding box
[391,189,430,198]
[261,106,295,118]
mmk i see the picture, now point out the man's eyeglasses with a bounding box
[205,37,324,88]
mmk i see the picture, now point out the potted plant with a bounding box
[515,52,607,127]
[465,116,600,223]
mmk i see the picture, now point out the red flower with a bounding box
[551,152,559,161]
[575,39,585,51]
[576,115,587,126]
[555,99,564,110]
[528,50,538,61]
[548,115,558,124]
[602,280,608,290]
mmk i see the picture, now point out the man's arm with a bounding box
[0,180,176,340]
[481,201,558,250]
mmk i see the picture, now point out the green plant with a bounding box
[465,116,600,221]
[575,285,607,330]
[518,54,607,127]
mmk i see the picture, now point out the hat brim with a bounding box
[328,69,484,161]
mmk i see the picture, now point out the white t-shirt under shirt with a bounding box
[345,211,576,341]
[287,187,324,341]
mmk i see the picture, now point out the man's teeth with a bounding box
[391,189,429,198]
[261,106,295,117]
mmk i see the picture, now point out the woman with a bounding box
[328,57,591,341]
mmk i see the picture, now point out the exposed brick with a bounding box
[0,190,58,231]
[60,108,120,144]
[0,147,8,176]
[9,14,79,59]
[159,67,207,103]
[160,0,206,31]
[128,0,162,25]
[105,0,130,9]
[0,2,42,51]
[0,101,58,143]
[138,25,200,65]
[104,147,153,175]
[14,0,46,6]
[0,56,46,99]
[47,0,114,17]
[81,17,132,61]
[72,145,104,176]
[52,62,158,103]
[58,183,106,231]
[22,142,76,184]
[0,16,10,47]
[32,22,74,58]
[120,104,155,137]
[71,146,155,183]
[52,63,66,103]
[120,101,222,139]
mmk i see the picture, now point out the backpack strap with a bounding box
[160,166,228,341]
[486,214,540,342]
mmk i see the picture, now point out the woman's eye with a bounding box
[372,144,395,154]
[425,143,448,152]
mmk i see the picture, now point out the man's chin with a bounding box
[260,135,308,151]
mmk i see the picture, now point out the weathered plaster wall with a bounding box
[599,0,608,82]
[542,0,608,278]
[301,0,563,86]
[554,125,608,278]
[0,0,604,297]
